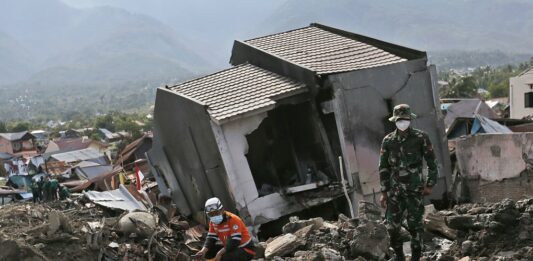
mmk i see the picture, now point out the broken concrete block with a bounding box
[349,220,389,260]
[118,211,156,238]
[461,240,473,256]
[264,233,304,258]
[282,217,324,234]
[467,207,488,215]
[47,210,72,236]
[445,215,475,231]
[294,224,315,238]
[458,257,470,261]
[424,212,458,240]
[357,201,381,221]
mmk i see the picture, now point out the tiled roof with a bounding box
[169,63,307,123]
[245,26,407,74]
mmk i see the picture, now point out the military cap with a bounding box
[388,104,417,122]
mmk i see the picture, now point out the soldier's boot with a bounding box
[410,247,422,261]
[393,247,405,261]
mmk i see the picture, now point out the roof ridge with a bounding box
[169,63,252,89]
[243,24,314,43]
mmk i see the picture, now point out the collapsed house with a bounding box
[148,23,451,229]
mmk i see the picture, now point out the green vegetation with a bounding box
[439,58,533,99]
[2,112,152,142]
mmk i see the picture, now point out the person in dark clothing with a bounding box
[193,197,255,261]
[59,185,70,200]
[31,181,40,203]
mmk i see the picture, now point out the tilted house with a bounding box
[149,24,451,228]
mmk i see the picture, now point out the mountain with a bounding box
[256,0,533,53]
[0,0,210,88]
[0,31,36,84]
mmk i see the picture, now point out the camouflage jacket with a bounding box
[379,128,438,193]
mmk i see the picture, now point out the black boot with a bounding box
[411,248,421,261]
[393,247,405,261]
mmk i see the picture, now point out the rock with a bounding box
[446,215,475,231]
[458,257,470,261]
[254,242,267,259]
[519,213,532,225]
[319,247,342,260]
[34,243,46,249]
[461,240,473,255]
[282,217,324,234]
[47,210,72,236]
[294,225,315,238]
[492,198,520,225]
[349,220,389,260]
[357,201,381,221]
[264,233,304,258]
[467,207,488,215]
[0,238,49,261]
[118,212,157,238]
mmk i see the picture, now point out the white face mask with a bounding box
[395,120,411,131]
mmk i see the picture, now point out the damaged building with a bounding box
[148,23,451,230]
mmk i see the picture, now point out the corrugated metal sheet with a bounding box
[245,26,406,75]
[169,63,307,123]
[51,148,104,163]
[83,184,147,212]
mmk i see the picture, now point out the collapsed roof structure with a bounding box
[148,23,451,228]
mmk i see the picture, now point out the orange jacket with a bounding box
[206,211,252,248]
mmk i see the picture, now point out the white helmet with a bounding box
[205,197,223,212]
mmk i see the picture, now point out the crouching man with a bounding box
[193,197,255,261]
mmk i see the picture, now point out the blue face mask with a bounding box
[210,215,223,224]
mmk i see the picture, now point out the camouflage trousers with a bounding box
[385,189,424,256]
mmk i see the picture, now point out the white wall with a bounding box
[510,69,533,118]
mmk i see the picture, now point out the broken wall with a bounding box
[455,133,533,202]
[149,88,234,217]
[327,59,452,202]
[211,111,345,227]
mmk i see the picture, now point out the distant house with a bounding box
[45,137,108,154]
[0,131,36,155]
[98,128,122,143]
[49,148,109,165]
[31,130,49,148]
[59,129,82,139]
[510,68,533,118]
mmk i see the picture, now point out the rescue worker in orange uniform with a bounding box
[193,197,256,261]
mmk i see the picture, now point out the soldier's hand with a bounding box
[422,186,433,196]
[379,192,387,208]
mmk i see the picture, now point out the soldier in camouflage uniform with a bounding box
[378,104,438,261]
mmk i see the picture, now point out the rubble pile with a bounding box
[0,195,199,261]
[428,198,533,260]
[255,202,390,261]
[256,198,533,261]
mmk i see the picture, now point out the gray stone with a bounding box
[118,211,157,238]
[461,240,473,255]
[349,220,389,260]
[265,233,305,258]
[282,217,324,234]
[446,215,475,230]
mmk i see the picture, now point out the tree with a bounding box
[0,121,6,133]
[9,121,31,132]
[440,76,477,98]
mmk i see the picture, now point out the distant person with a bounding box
[378,104,438,261]
[42,176,51,201]
[59,185,70,200]
[49,179,59,200]
[193,197,255,261]
[31,180,41,203]
[37,177,45,200]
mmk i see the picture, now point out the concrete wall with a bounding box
[455,133,533,181]
[149,88,234,217]
[327,59,451,202]
[510,70,533,118]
